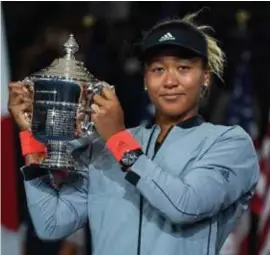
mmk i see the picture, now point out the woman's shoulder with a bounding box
[127,124,146,137]
[127,121,254,147]
[201,122,250,137]
[201,122,253,142]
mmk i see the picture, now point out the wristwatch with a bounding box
[120,149,143,170]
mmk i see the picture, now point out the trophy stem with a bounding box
[41,140,76,171]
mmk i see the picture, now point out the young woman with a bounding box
[8,12,259,255]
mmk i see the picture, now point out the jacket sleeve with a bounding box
[125,126,259,224]
[23,166,89,240]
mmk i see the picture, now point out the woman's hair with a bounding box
[143,10,226,81]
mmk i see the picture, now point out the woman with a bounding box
[8,12,259,255]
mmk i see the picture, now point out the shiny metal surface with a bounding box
[41,140,75,170]
[22,34,110,172]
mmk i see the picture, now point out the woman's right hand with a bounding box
[8,82,33,131]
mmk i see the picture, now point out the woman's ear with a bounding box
[143,66,148,90]
[203,68,211,88]
[144,78,148,91]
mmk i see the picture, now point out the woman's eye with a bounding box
[151,67,164,73]
[178,66,191,71]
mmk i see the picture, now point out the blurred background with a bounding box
[1,1,270,255]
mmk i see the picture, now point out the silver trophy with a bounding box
[23,34,109,172]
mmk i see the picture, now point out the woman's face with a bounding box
[144,49,209,119]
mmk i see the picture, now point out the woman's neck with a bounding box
[155,110,198,142]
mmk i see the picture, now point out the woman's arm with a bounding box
[22,162,89,240]
[125,126,259,224]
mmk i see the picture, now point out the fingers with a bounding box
[9,82,32,95]
[9,86,24,97]
[9,81,33,91]
[90,104,100,125]
[8,82,24,90]
[9,92,32,106]
[10,101,32,117]
[9,81,33,103]
[9,83,33,100]
[9,93,23,106]
[20,101,33,113]
[102,86,116,100]
[93,94,107,106]
[91,103,103,114]
[8,88,33,117]
[8,82,34,130]
[23,85,34,99]
[92,86,118,109]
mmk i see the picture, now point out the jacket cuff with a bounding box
[125,170,141,186]
[125,155,158,186]
[20,164,49,181]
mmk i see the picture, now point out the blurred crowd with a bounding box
[2,1,270,255]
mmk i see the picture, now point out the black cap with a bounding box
[139,22,208,61]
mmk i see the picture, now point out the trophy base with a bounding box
[40,162,75,172]
[42,140,76,171]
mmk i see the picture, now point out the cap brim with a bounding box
[139,42,206,62]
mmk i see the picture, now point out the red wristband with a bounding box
[25,156,45,166]
[19,130,47,156]
[106,130,141,162]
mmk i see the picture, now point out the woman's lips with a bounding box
[160,93,183,100]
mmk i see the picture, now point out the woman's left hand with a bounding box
[91,86,125,141]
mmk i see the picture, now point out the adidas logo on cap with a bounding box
[159,32,175,42]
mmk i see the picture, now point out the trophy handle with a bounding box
[78,82,95,136]
[21,77,34,125]
[79,81,114,136]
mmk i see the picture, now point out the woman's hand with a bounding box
[8,82,33,131]
[91,86,125,141]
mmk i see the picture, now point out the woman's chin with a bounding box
[160,109,187,119]
[160,105,185,116]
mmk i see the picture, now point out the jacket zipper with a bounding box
[137,125,173,255]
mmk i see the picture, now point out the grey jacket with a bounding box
[22,117,259,255]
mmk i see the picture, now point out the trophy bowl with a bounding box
[23,34,108,172]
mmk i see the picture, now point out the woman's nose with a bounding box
[163,71,179,88]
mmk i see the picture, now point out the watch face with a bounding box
[122,151,138,167]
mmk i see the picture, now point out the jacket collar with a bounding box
[145,115,204,129]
